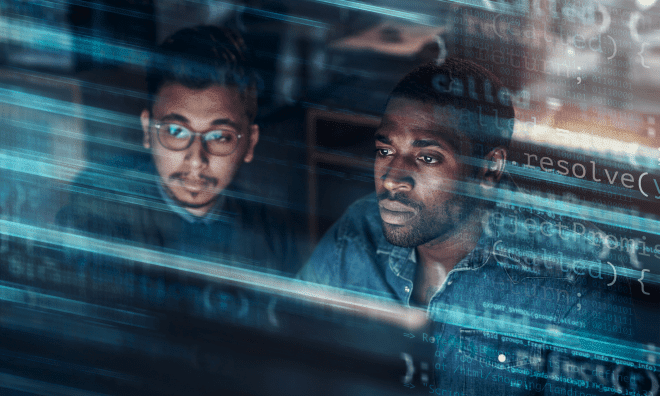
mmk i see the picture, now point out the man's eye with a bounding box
[419,155,439,164]
[375,148,392,156]
[204,130,234,142]
[167,125,190,139]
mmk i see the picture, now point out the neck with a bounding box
[183,205,212,217]
[411,211,484,307]
[416,217,482,272]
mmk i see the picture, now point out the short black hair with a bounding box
[389,57,515,157]
[146,25,259,122]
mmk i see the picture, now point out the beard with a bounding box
[163,172,220,208]
[378,191,472,248]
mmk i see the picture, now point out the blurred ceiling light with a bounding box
[636,0,657,11]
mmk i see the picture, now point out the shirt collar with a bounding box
[452,234,493,271]
[384,232,493,278]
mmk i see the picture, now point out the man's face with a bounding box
[374,97,475,248]
[140,83,258,216]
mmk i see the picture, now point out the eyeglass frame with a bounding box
[151,121,244,157]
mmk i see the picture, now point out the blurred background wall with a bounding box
[1,0,660,242]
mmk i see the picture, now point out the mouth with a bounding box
[378,199,416,225]
[175,177,215,194]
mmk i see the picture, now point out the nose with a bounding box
[185,134,209,170]
[381,157,414,193]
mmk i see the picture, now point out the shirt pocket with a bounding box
[459,329,543,370]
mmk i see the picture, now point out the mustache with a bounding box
[169,172,219,185]
[377,191,423,211]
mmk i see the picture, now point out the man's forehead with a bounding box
[386,99,465,133]
[151,83,249,124]
[431,105,465,128]
[154,84,239,107]
[393,98,508,145]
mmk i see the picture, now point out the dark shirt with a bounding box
[56,160,305,275]
[299,194,640,395]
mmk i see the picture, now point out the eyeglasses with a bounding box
[152,122,243,156]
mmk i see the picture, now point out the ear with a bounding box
[243,124,260,163]
[478,147,507,189]
[140,109,152,149]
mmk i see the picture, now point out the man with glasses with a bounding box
[58,26,303,274]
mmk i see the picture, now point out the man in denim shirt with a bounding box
[299,58,639,394]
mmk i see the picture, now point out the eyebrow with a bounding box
[412,129,461,153]
[374,133,390,144]
[411,139,444,148]
[375,132,460,153]
[411,138,459,154]
[159,113,240,129]
[160,113,189,124]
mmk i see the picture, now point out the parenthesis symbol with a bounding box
[493,14,503,39]
[401,352,415,384]
[607,262,617,287]
[435,34,448,65]
[607,35,617,60]
[639,269,650,295]
[613,365,624,393]
[639,42,650,68]
[639,172,649,197]
[629,12,642,42]
[597,4,611,34]
[648,370,659,395]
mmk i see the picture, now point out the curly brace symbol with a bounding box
[607,262,617,287]
[639,269,651,295]
[639,42,651,68]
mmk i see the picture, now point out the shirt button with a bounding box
[448,281,453,285]
[404,286,410,293]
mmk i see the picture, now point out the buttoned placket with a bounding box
[384,246,416,307]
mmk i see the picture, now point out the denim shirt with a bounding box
[299,194,633,395]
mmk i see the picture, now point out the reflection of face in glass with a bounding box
[141,83,259,216]
[374,97,475,248]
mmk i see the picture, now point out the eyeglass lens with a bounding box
[157,123,240,156]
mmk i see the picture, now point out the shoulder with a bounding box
[226,193,293,235]
[317,193,383,253]
[298,193,387,287]
[226,194,310,274]
[56,158,160,235]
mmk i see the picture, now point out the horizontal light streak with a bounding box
[0,218,428,329]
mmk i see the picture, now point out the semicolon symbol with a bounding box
[577,293,582,311]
